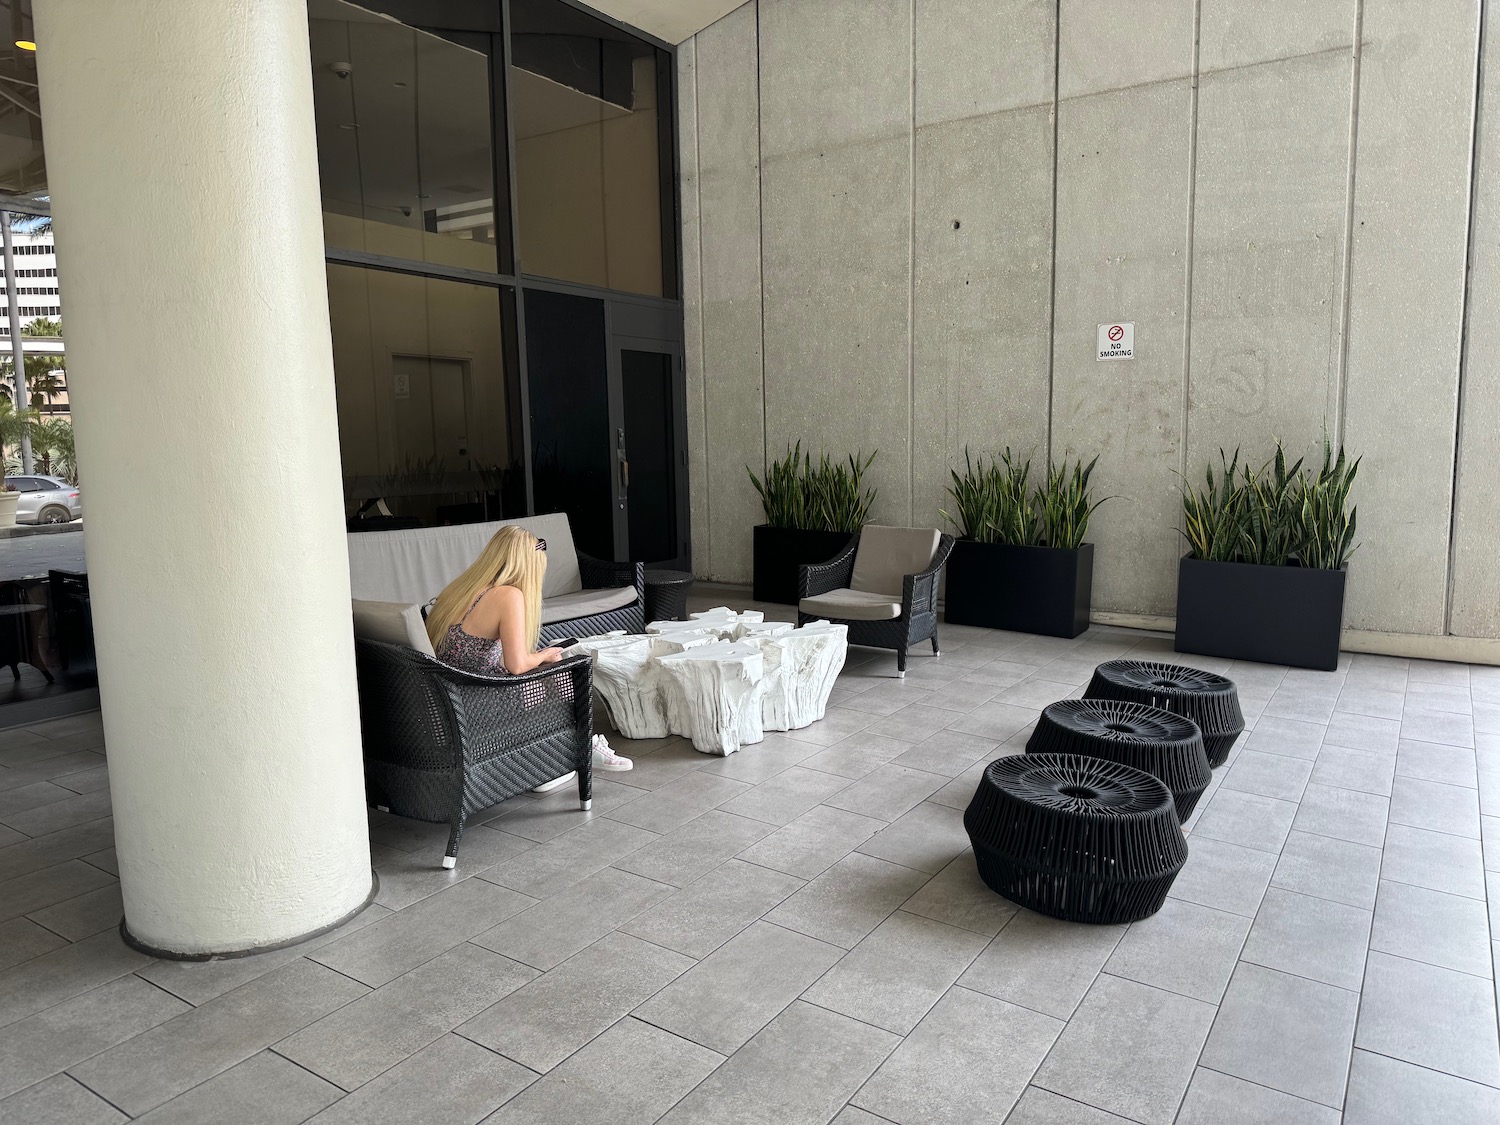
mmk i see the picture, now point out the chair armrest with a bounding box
[902,534,955,618]
[799,535,860,600]
[578,552,644,597]
[431,653,594,764]
[428,650,593,691]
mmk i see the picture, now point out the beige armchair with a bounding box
[797,525,955,676]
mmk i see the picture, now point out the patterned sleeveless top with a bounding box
[434,590,506,675]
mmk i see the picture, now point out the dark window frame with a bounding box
[318,0,683,527]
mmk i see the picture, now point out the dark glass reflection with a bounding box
[622,349,677,563]
[310,0,496,270]
[510,0,670,297]
[329,265,520,528]
[0,1,45,206]
[525,289,612,558]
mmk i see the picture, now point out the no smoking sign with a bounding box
[1098,322,1134,361]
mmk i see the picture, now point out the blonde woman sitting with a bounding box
[425,524,632,779]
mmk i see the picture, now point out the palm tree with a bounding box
[0,316,65,411]
[29,416,75,482]
[0,397,35,490]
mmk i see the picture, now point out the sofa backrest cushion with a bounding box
[352,599,436,657]
[850,525,941,598]
[347,512,582,606]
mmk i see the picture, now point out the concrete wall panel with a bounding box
[761,136,914,527]
[696,5,766,582]
[1451,3,1500,639]
[1058,0,1196,99]
[677,40,710,576]
[759,0,913,530]
[912,106,1054,532]
[1343,0,1479,634]
[915,0,1054,125]
[1199,0,1354,73]
[758,0,911,157]
[1187,50,1354,472]
[1052,81,1196,617]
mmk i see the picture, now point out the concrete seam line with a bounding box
[1446,0,1488,636]
[1044,0,1060,470]
[1336,0,1365,451]
[755,0,768,484]
[1179,0,1204,501]
[906,0,915,526]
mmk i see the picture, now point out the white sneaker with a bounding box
[592,735,633,771]
[532,771,577,793]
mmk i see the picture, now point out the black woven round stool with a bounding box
[963,754,1188,924]
[1084,660,1244,768]
[1025,699,1211,821]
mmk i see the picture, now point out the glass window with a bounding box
[510,0,671,297]
[310,0,497,272]
[8,478,37,491]
[524,288,611,557]
[328,264,522,528]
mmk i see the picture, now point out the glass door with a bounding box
[608,333,687,568]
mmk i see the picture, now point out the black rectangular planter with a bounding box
[1174,556,1347,671]
[752,525,855,605]
[943,540,1094,639]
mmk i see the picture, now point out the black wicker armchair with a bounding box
[797,527,956,676]
[547,553,646,643]
[355,638,594,868]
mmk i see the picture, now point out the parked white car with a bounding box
[9,475,82,524]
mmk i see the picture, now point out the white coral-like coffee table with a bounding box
[572,612,848,755]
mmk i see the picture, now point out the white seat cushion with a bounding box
[541,585,638,626]
[850,525,941,597]
[798,588,902,621]
[352,599,436,657]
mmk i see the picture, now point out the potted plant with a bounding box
[1175,438,1358,671]
[942,449,1105,638]
[748,443,877,604]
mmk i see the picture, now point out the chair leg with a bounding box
[896,647,907,678]
[930,632,941,656]
[443,812,467,870]
[579,756,593,811]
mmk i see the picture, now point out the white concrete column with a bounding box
[32,0,372,955]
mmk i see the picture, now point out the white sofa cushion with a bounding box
[850,525,941,598]
[540,585,639,625]
[352,599,436,657]
[798,588,902,621]
[347,512,583,606]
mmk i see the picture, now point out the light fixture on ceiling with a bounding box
[15,40,35,51]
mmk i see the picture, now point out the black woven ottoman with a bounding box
[963,754,1188,924]
[1084,660,1244,768]
[1025,699,1211,821]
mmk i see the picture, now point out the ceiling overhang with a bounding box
[581,0,747,45]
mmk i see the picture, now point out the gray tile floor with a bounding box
[2,588,1499,1123]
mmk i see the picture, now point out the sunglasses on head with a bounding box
[535,537,547,552]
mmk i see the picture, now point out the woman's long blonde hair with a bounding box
[425,525,546,651]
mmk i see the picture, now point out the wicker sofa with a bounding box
[797,525,955,676]
[346,512,644,643]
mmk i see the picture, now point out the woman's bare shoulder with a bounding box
[480,583,524,608]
